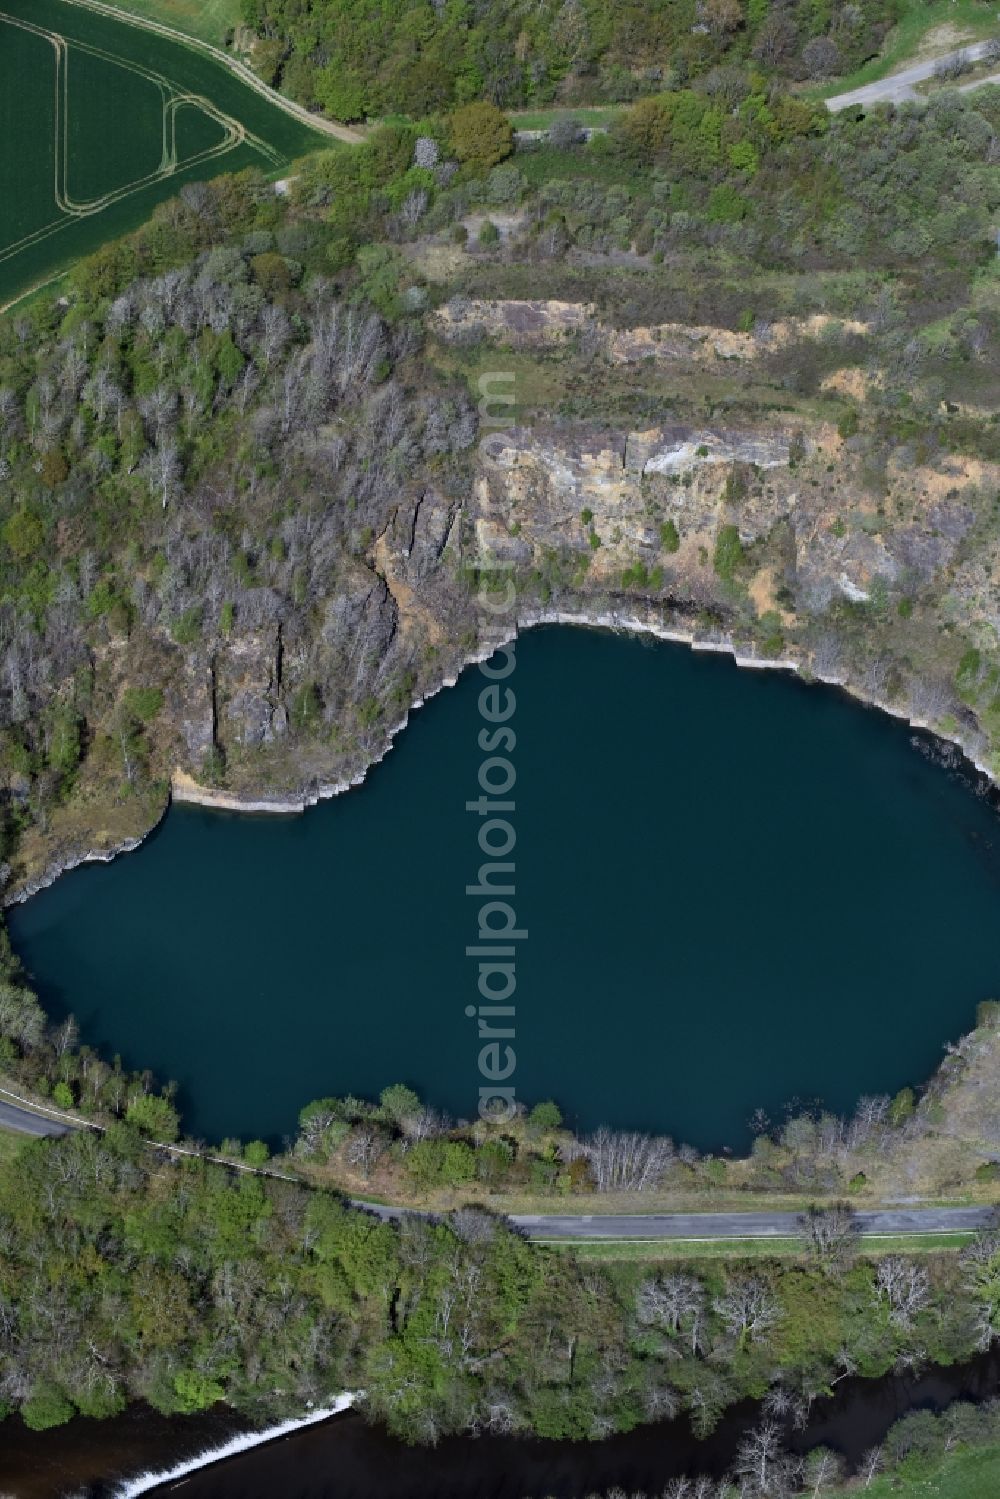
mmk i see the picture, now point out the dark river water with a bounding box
[3,1349,999,1498]
[10,625,1000,1152]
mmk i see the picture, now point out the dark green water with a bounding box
[10,627,1000,1151]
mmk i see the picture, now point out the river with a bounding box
[10,626,1000,1150]
[3,1348,999,1497]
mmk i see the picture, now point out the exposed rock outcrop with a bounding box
[8,309,1000,897]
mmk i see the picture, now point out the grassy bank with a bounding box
[834,1442,1000,1497]
[510,106,624,129]
[0,1123,29,1167]
[83,0,242,47]
[542,1233,978,1263]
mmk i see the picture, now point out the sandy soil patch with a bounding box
[916,22,977,58]
[821,367,872,401]
[749,566,787,620]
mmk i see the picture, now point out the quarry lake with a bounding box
[10,625,1000,1151]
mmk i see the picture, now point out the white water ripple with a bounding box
[109,1392,356,1497]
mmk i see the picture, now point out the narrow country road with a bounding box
[509,1207,996,1238]
[0,1098,69,1137]
[827,39,999,110]
[1,1097,992,1241]
[354,1201,997,1240]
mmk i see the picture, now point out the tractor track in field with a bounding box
[56,0,366,144]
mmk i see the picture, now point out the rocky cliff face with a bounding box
[9,307,1000,896]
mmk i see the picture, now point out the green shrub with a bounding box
[380,1083,421,1125]
[660,520,680,552]
[3,510,44,561]
[706,185,749,223]
[528,1099,563,1131]
[476,1139,515,1183]
[171,608,202,646]
[21,1384,74,1431]
[956,647,982,692]
[713,524,744,580]
[174,1369,225,1414]
[449,103,514,170]
[889,1086,916,1125]
[126,1093,180,1142]
[122,687,164,723]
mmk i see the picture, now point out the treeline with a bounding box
[4,1124,1000,1457]
[239,0,899,120]
[443,85,1000,278]
[297,86,1000,333]
[293,1079,925,1199]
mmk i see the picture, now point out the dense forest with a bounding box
[238,0,901,119]
[5,1117,1000,1475]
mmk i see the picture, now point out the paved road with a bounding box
[354,1202,996,1239]
[510,1208,995,1238]
[0,1099,69,1137]
[2,1099,992,1240]
[827,39,997,110]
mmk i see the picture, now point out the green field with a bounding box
[99,0,242,47]
[834,1443,1000,1497]
[0,0,322,308]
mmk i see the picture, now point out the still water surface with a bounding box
[10,627,1000,1149]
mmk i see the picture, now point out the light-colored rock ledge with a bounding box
[168,608,993,821]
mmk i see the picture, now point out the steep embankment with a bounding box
[4,277,998,901]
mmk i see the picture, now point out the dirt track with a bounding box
[59,0,366,144]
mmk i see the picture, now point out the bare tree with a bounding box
[260,305,291,370]
[144,440,181,510]
[52,1014,79,1060]
[584,1127,675,1191]
[873,1256,930,1328]
[638,1272,706,1351]
[762,1385,809,1428]
[798,1202,860,1271]
[345,1124,387,1178]
[858,1446,884,1487]
[733,1421,799,1496]
[713,1275,779,1348]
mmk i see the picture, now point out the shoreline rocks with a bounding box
[11,611,985,907]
